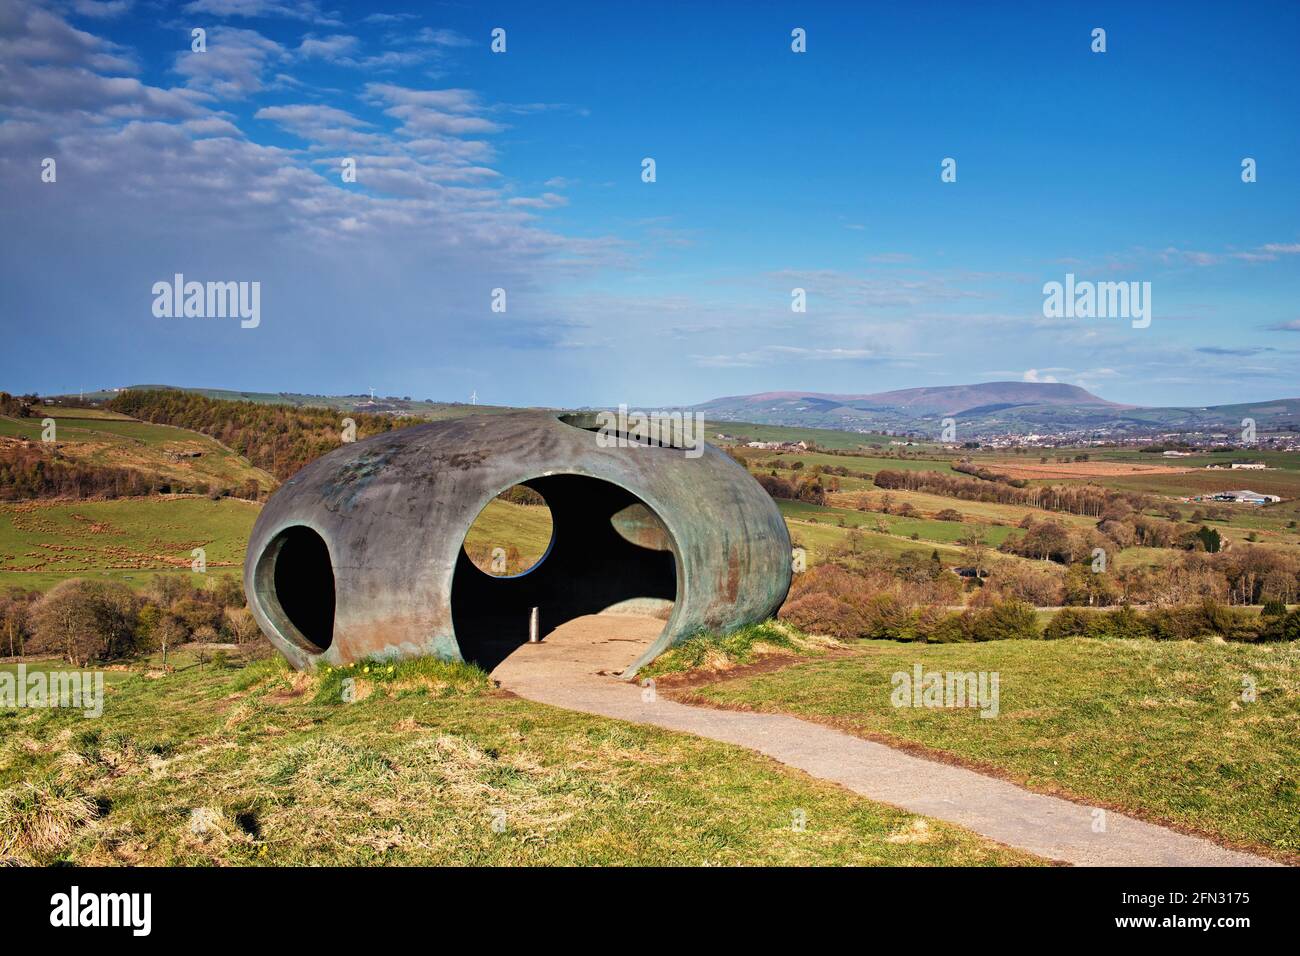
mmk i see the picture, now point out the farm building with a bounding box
[1208,489,1282,505]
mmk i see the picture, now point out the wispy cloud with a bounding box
[181,0,342,27]
[693,346,882,368]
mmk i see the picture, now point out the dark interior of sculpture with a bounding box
[258,524,336,653]
[451,473,678,671]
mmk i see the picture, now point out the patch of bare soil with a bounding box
[975,459,1193,480]
[652,646,857,690]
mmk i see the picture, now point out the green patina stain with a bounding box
[320,446,397,512]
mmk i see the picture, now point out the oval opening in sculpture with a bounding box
[556,411,694,451]
[254,525,336,653]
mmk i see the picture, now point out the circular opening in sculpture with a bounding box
[255,525,335,653]
[556,411,696,451]
[461,484,554,577]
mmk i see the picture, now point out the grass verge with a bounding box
[639,620,842,679]
[0,654,1039,865]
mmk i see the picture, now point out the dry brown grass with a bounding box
[0,780,99,864]
[0,653,1042,866]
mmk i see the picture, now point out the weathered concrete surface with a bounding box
[495,617,1281,868]
[244,412,791,676]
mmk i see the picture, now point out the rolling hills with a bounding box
[691,382,1300,436]
[52,381,1300,441]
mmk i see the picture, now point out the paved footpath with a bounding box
[494,616,1280,867]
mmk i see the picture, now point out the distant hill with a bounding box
[44,381,1300,440]
[692,382,1300,437]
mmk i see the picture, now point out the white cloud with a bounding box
[1161,241,1300,266]
[0,0,134,72]
[362,12,416,24]
[70,0,133,18]
[365,84,503,136]
[296,34,359,61]
[693,346,880,368]
[407,28,472,48]
[173,27,288,98]
[507,192,567,209]
[181,0,341,26]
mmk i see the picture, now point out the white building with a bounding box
[1211,489,1281,505]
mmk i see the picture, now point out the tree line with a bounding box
[873,467,1145,518]
[0,392,36,418]
[107,389,420,482]
[0,444,179,502]
[778,549,1300,644]
[0,574,263,665]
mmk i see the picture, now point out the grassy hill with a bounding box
[57,386,526,421]
[51,385,924,451]
[0,652,1037,866]
[2,409,275,495]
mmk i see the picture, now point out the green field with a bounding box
[0,654,1037,866]
[781,509,967,566]
[462,498,554,571]
[835,486,1098,530]
[739,447,961,475]
[1090,449,1300,471]
[0,659,136,689]
[677,637,1300,859]
[0,497,258,591]
[36,406,136,421]
[778,499,1018,548]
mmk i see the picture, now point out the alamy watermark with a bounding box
[152,274,260,328]
[0,664,104,718]
[891,664,999,718]
[1042,273,1150,328]
[595,405,705,459]
[50,886,150,936]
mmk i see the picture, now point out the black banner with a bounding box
[0,865,1286,942]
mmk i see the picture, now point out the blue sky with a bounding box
[1,0,1298,409]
